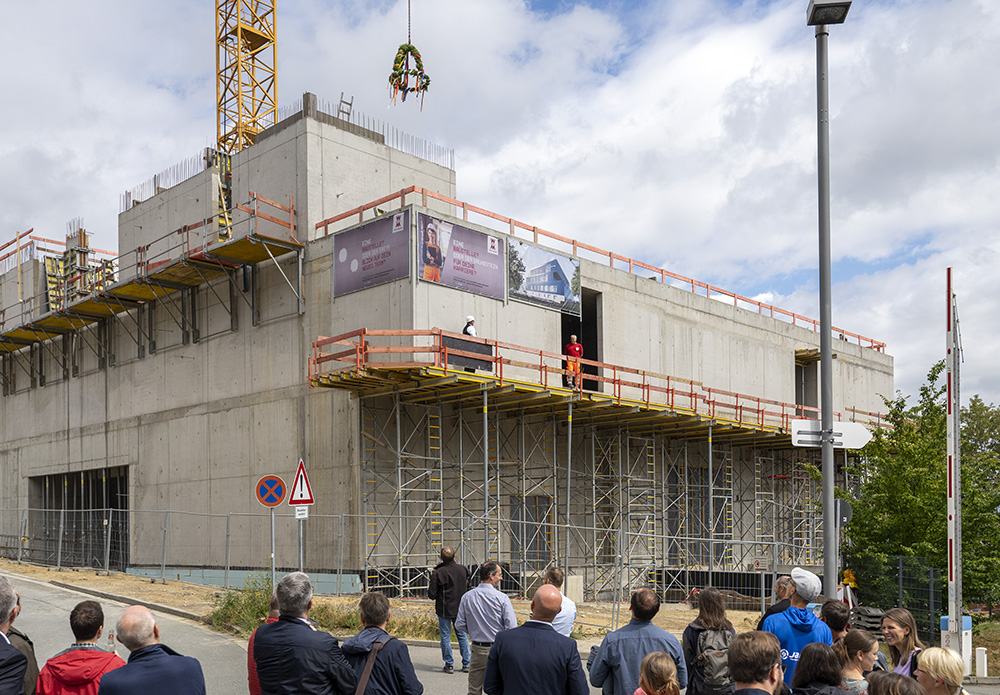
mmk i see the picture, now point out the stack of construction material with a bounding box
[851,605,885,635]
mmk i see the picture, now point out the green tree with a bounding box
[843,362,1000,605]
[571,263,580,298]
[508,247,525,293]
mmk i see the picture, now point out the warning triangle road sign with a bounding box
[289,459,315,505]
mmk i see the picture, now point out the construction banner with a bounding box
[417,213,504,300]
[507,238,581,315]
[333,210,411,297]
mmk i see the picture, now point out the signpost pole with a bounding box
[270,507,276,590]
[298,519,303,572]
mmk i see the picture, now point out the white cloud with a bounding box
[1,0,997,404]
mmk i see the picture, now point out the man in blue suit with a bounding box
[483,584,587,695]
[254,572,357,695]
[97,605,205,695]
[0,579,28,695]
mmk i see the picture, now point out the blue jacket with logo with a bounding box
[762,606,832,685]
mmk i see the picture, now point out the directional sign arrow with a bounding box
[790,419,872,449]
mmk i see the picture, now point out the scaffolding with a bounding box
[0,192,303,393]
[311,329,874,599]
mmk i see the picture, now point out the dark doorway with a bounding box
[581,289,601,389]
[26,466,129,570]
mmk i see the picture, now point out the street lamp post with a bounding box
[807,0,851,599]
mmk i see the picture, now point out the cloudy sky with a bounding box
[2,0,998,407]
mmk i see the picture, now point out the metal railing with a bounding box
[315,187,887,352]
[0,191,295,334]
[310,327,887,432]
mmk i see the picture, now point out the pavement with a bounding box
[5,572,605,694]
[5,571,997,695]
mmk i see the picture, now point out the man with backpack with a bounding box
[682,587,736,695]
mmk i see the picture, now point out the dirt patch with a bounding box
[0,560,219,617]
[0,559,761,637]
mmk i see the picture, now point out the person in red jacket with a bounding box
[37,600,125,695]
[247,594,280,695]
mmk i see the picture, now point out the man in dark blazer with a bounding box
[0,579,28,695]
[483,584,587,695]
[97,605,205,695]
[254,572,357,695]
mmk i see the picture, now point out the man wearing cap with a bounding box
[762,567,831,685]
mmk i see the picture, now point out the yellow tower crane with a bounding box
[216,0,277,153]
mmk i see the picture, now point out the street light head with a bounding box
[807,0,851,26]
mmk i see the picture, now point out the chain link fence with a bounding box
[848,553,945,646]
[1,505,826,614]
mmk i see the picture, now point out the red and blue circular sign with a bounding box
[256,475,287,508]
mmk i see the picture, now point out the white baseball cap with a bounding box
[466,315,475,322]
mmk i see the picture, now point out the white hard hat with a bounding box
[466,315,475,322]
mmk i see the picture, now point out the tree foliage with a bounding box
[843,362,1000,605]
[508,247,524,292]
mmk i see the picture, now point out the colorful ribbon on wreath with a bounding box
[388,43,431,108]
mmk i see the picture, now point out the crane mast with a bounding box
[216,0,277,153]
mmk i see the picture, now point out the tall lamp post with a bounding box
[807,0,851,599]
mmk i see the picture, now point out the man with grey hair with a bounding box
[756,575,792,630]
[254,572,357,695]
[0,578,28,695]
[96,605,205,695]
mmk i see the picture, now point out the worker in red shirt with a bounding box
[565,335,583,388]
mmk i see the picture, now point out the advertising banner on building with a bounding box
[333,211,410,297]
[417,214,504,300]
[507,239,581,315]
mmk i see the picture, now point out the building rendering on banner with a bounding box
[0,92,893,599]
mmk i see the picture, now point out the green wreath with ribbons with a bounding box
[388,43,431,105]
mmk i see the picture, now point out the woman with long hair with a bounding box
[834,629,881,695]
[913,647,966,695]
[790,643,844,695]
[681,587,735,695]
[881,608,925,677]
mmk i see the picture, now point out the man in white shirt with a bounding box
[543,568,576,638]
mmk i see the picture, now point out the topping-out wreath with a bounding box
[388,43,431,107]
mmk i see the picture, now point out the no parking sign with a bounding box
[256,475,286,508]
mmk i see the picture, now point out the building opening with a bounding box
[26,466,129,570]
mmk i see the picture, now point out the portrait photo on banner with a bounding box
[417,213,504,300]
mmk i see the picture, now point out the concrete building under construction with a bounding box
[0,93,892,599]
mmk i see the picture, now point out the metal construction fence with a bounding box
[848,553,945,647]
[0,506,818,603]
[0,506,935,627]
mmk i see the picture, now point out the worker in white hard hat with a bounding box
[463,316,476,337]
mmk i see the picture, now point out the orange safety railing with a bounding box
[310,328,887,435]
[1,192,296,329]
[315,186,887,353]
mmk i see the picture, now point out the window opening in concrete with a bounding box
[25,466,129,571]
[795,349,820,418]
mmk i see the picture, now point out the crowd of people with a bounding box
[0,562,974,695]
[0,575,205,695]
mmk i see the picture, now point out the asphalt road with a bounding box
[7,574,247,694]
[6,574,601,694]
[7,576,994,695]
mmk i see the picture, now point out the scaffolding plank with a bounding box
[204,233,302,264]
